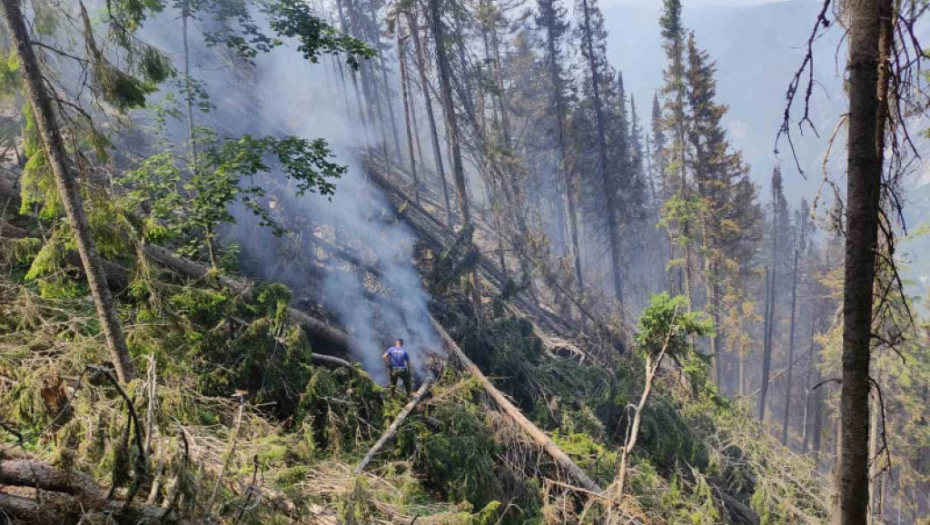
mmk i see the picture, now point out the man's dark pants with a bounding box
[389,368,411,396]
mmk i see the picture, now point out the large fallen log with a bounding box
[429,316,604,493]
[0,458,191,524]
[143,245,350,351]
[0,220,27,240]
[354,375,436,474]
[363,160,581,338]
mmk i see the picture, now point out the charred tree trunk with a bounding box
[839,0,891,524]
[759,266,773,422]
[397,17,420,203]
[427,0,480,305]
[781,249,800,445]
[408,7,452,225]
[1,0,135,382]
[579,0,623,309]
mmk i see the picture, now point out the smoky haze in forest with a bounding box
[139,6,442,383]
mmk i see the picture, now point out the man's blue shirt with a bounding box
[386,346,409,369]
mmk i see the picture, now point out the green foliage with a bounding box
[461,316,542,411]
[0,50,19,96]
[635,292,713,360]
[637,396,708,473]
[121,131,343,262]
[266,0,376,69]
[399,387,502,510]
[19,108,60,219]
[194,0,374,67]
[552,431,617,483]
[81,1,175,112]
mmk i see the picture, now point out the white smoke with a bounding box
[137,3,443,383]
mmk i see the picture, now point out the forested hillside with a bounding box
[0,0,927,524]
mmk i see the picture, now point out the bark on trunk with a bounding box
[1,0,135,382]
[427,0,480,306]
[839,1,891,524]
[407,7,452,225]
[0,459,190,524]
[781,249,800,445]
[579,0,624,309]
[759,266,772,421]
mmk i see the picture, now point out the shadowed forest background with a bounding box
[0,0,928,524]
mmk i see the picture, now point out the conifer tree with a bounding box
[651,93,668,195]
[574,0,625,308]
[537,0,583,289]
[685,32,761,390]
[427,0,480,304]
[658,0,693,302]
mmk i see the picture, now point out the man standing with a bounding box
[382,338,411,397]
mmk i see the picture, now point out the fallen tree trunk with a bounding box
[0,459,191,524]
[717,488,761,525]
[354,375,436,474]
[364,159,581,338]
[0,220,27,240]
[143,245,350,351]
[429,316,604,493]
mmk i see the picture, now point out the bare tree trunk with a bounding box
[839,1,891,524]
[802,302,821,455]
[616,327,674,497]
[868,375,880,524]
[397,18,420,203]
[579,0,624,309]
[407,8,452,225]
[427,0,480,305]
[542,5,584,291]
[781,248,800,445]
[355,376,435,474]
[1,0,135,382]
[759,266,772,421]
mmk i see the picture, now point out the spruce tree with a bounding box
[537,0,583,289]
[574,0,625,308]
[685,32,761,391]
[658,0,693,302]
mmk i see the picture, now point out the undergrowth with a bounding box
[0,238,833,524]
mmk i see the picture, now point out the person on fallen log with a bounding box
[383,338,412,397]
